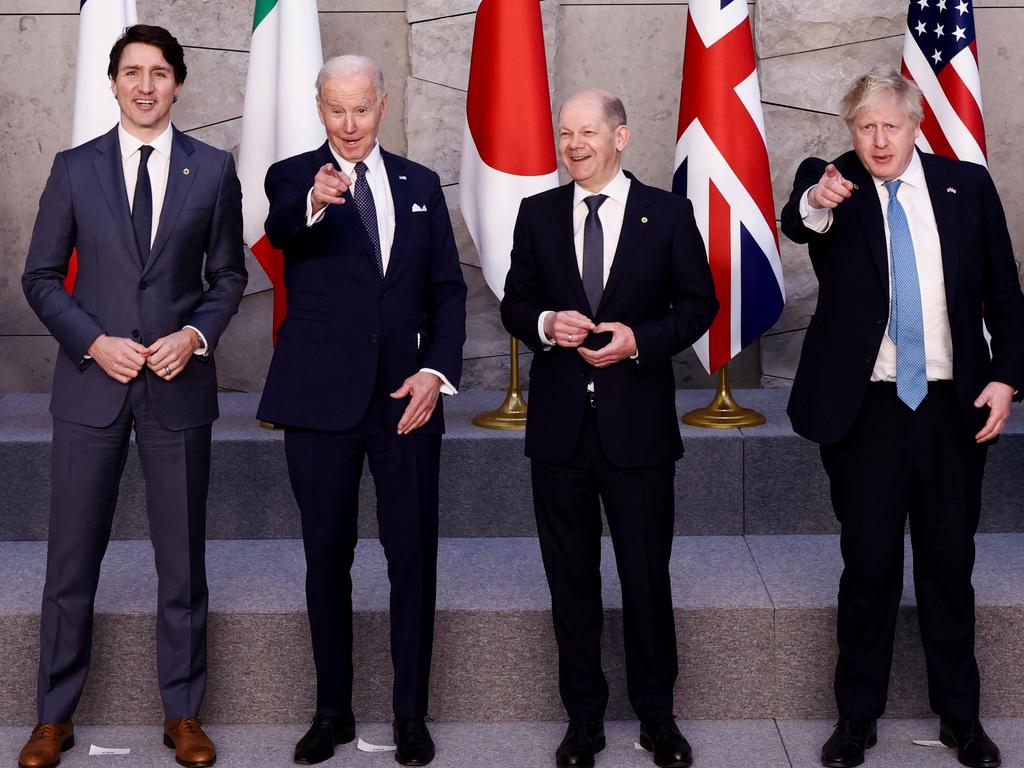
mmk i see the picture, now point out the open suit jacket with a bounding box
[22,125,247,429]
[256,144,467,432]
[780,149,1024,446]
[500,174,718,468]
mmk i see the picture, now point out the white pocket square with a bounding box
[411,203,428,213]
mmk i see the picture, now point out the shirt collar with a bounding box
[873,149,925,192]
[573,168,630,208]
[118,123,173,160]
[328,141,384,179]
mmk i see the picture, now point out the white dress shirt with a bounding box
[799,151,953,381]
[305,142,455,394]
[537,169,632,345]
[117,123,208,354]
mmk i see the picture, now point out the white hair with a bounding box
[316,55,385,99]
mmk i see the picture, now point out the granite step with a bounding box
[0,535,1021,726]
[0,391,1021,540]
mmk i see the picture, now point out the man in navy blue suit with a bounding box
[20,25,246,768]
[256,55,466,767]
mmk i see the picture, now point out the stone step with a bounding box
[1,535,1021,726]
[6,718,1022,768]
[1,391,1022,540]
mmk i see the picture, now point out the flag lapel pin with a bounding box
[399,175,407,181]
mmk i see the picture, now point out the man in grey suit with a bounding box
[19,25,246,768]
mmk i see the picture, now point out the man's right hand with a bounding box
[807,163,855,210]
[545,310,595,348]
[311,163,352,215]
[86,334,150,384]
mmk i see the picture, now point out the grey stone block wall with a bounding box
[2,1,1023,392]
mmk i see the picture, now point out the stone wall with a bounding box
[2,1,1022,393]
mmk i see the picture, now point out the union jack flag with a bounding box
[901,0,986,166]
[673,0,784,375]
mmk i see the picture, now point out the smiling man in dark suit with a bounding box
[256,55,466,767]
[20,24,246,768]
[781,69,1024,768]
[501,89,718,768]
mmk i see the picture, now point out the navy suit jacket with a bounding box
[256,144,467,433]
[781,149,1024,445]
[22,125,247,430]
[501,175,718,468]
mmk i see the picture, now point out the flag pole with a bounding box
[473,335,527,430]
[681,364,765,428]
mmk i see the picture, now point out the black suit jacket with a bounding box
[780,149,1024,445]
[501,174,718,468]
[22,126,247,430]
[256,144,467,433]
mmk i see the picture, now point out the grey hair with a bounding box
[316,55,385,99]
[840,67,924,126]
[559,89,628,129]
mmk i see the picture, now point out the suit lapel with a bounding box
[550,183,590,312]
[92,126,142,270]
[319,142,378,273]
[382,150,410,284]
[599,175,653,315]
[921,151,961,312]
[146,127,196,274]
[845,157,889,290]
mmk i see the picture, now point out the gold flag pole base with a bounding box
[473,336,528,430]
[258,421,282,431]
[681,365,766,429]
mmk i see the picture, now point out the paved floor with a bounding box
[2,719,1023,767]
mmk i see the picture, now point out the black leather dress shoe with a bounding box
[393,717,435,766]
[555,719,606,768]
[639,716,692,768]
[294,714,356,765]
[940,718,1001,768]
[820,719,877,768]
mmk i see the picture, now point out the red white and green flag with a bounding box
[237,0,325,341]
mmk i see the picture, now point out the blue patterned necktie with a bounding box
[582,194,607,315]
[353,161,384,277]
[883,179,928,410]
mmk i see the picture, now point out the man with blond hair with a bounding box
[782,68,1024,768]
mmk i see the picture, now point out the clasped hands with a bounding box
[87,329,202,384]
[544,310,637,368]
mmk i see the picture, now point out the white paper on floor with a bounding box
[88,745,131,755]
[356,737,397,753]
[912,739,946,747]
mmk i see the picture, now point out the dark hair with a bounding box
[108,25,187,83]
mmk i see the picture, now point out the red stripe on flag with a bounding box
[251,235,287,346]
[63,248,79,294]
[708,181,731,373]
[466,0,556,176]
[935,63,987,158]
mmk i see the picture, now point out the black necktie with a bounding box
[582,194,607,315]
[353,161,384,277]
[132,145,154,265]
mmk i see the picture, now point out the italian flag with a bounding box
[459,0,558,300]
[66,0,139,293]
[237,0,325,341]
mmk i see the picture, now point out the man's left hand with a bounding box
[974,381,1015,443]
[146,329,202,381]
[577,322,637,368]
[391,371,443,435]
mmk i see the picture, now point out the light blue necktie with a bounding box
[883,179,928,410]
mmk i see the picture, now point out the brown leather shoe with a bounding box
[163,717,216,767]
[18,722,74,768]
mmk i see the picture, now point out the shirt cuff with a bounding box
[184,325,209,356]
[799,187,833,233]
[306,188,328,227]
[538,310,556,349]
[420,368,456,396]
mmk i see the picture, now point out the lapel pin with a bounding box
[182,168,190,176]
[947,186,957,194]
[399,175,407,180]
[641,216,648,224]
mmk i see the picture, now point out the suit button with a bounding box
[138,280,148,290]
[369,333,379,343]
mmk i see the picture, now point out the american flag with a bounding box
[673,0,784,375]
[901,0,986,166]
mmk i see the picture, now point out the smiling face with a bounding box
[849,90,920,181]
[110,42,182,142]
[557,92,629,192]
[317,72,387,163]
